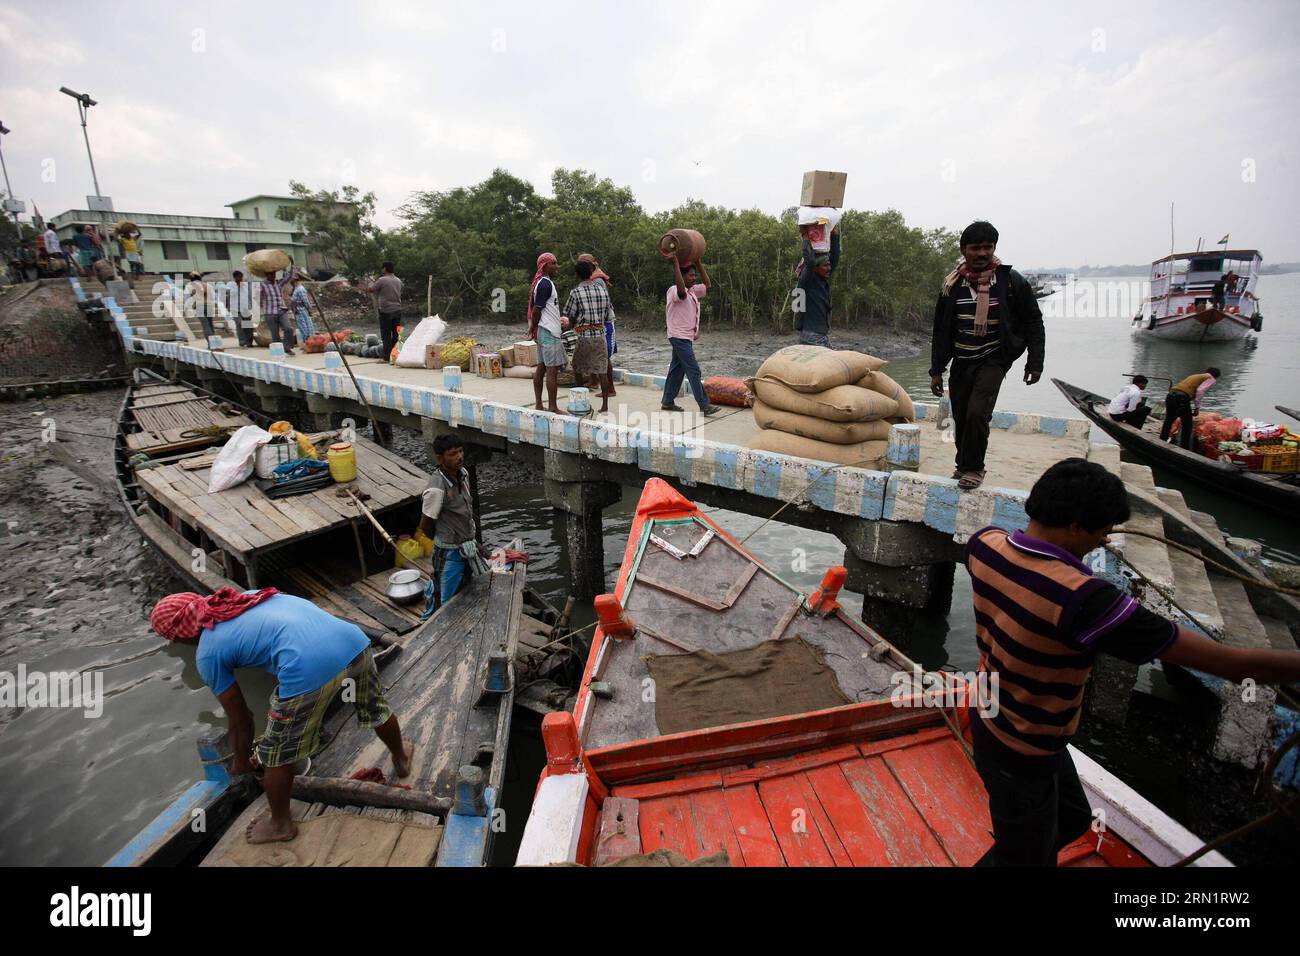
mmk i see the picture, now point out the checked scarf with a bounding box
[943,255,1002,336]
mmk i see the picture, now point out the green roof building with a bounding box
[50,193,352,275]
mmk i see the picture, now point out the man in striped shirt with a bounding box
[258,269,296,355]
[929,221,1045,490]
[563,260,615,412]
[964,458,1300,865]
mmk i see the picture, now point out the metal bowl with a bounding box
[387,568,427,606]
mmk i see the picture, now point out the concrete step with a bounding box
[1113,463,1175,595]
[1086,441,1122,474]
[1155,489,1225,635]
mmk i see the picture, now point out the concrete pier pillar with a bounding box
[542,449,621,601]
[885,423,921,472]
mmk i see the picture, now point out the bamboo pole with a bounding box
[305,286,387,446]
[291,775,450,816]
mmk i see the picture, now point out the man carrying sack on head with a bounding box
[929,220,1045,491]
[419,432,489,612]
[150,587,412,846]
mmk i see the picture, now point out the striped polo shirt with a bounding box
[965,527,1177,759]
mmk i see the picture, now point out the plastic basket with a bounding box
[1258,449,1299,473]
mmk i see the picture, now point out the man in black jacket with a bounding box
[929,221,1045,490]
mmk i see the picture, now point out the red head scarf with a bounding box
[528,253,558,324]
[151,587,280,641]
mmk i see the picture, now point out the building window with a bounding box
[233,211,240,219]
[206,242,230,260]
[160,240,188,261]
[245,243,265,254]
[252,207,259,219]
[276,205,296,223]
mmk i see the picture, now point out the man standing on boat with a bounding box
[963,458,1300,866]
[150,587,413,845]
[1107,375,1151,429]
[1159,367,1219,450]
[419,433,488,610]
[929,221,1045,491]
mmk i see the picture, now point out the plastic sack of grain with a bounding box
[752,401,893,444]
[754,345,886,393]
[747,430,888,468]
[243,249,292,278]
[702,376,752,408]
[748,379,899,422]
[856,370,916,421]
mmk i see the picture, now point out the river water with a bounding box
[1,276,1296,866]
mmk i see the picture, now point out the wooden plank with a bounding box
[593,797,642,866]
[719,784,786,866]
[334,582,418,634]
[684,787,746,865]
[757,774,839,867]
[881,738,992,867]
[803,762,895,866]
[835,756,951,866]
[637,795,701,859]
[789,770,853,867]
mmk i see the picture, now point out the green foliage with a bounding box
[286,181,383,279]
[313,167,959,329]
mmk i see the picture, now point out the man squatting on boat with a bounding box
[150,588,414,845]
[964,458,1300,865]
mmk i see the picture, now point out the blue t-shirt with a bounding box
[195,594,369,699]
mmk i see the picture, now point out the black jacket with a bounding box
[928,264,1045,377]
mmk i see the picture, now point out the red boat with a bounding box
[515,479,1229,867]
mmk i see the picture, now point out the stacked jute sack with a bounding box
[745,345,916,467]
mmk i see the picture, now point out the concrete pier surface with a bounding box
[144,340,1089,494]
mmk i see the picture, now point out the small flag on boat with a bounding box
[1217,233,1230,246]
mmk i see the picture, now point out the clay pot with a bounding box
[659,229,706,265]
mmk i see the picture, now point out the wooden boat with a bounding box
[1131,250,1262,342]
[515,479,1229,867]
[1053,378,1300,519]
[106,369,527,866]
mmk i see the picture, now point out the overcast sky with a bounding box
[3,0,1298,267]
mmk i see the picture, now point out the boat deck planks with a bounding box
[610,734,1145,868]
[200,796,443,867]
[200,562,524,867]
[132,435,428,562]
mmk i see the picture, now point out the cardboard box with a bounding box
[513,340,540,367]
[424,344,445,369]
[499,345,516,368]
[800,170,847,208]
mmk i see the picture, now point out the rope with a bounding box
[1103,543,1223,640]
[737,455,886,545]
[1112,526,1299,597]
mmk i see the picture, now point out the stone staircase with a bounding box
[1083,441,1298,772]
[103,276,238,346]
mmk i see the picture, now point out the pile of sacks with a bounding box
[745,345,915,467]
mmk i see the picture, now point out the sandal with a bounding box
[958,470,986,490]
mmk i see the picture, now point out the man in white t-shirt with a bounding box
[528,252,565,412]
[1107,375,1150,428]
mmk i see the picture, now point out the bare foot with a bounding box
[599,403,609,413]
[245,814,298,845]
[393,741,415,779]
[535,400,545,410]
[547,404,561,413]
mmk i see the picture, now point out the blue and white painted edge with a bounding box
[137,338,1079,536]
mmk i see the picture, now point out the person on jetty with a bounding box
[259,267,296,355]
[963,458,1300,866]
[528,252,565,412]
[1159,367,1219,450]
[369,261,404,361]
[150,588,412,845]
[661,257,720,416]
[289,270,315,343]
[929,220,1045,491]
[419,432,488,610]
[579,252,617,395]
[793,222,840,347]
[563,259,616,413]
[1107,374,1151,428]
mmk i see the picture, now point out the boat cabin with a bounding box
[1147,250,1262,322]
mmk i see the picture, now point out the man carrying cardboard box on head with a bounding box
[793,171,846,346]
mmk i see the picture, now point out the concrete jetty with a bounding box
[85,279,1297,779]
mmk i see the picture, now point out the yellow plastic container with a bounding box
[327,441,357,482]
[296,432,319,460]
[395,535,424,568]
[414,528,434,557]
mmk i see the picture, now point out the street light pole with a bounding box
[0,122,21,243]
[59,87,102,198]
